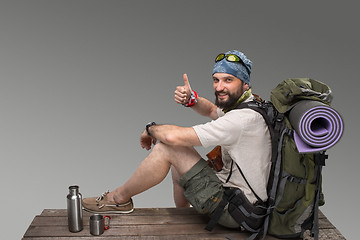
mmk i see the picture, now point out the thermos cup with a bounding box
[90,214,111,236]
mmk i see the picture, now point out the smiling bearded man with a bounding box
[82,50,271,233]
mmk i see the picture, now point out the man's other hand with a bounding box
[140,130,157,150]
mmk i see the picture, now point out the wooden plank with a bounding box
[40,208,201,217]
[23,226,279,240]
[31,214,209,226]
[22,208,345,240]
[34,208,334,231]
[23,223,255,237]
[40,208,330,219]
[22,235,279,240]
[23,212,276,239]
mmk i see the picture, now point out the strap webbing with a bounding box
[205,189,235,231]
[261,127,287,239]
[311,152,327,240]
[225,160,234,183]
[235,162,264,204]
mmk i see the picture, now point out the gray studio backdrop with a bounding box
[1,1,358,239]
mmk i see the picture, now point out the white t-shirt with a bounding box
[192,96,272,204]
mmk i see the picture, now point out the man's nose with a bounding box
[215,81,225,92]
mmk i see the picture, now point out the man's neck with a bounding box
[223,88,252,113]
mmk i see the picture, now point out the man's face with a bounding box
[213,72,248,109]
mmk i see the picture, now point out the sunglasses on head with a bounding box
[215,53,250,75]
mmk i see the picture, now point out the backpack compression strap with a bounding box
[311,152,327,240]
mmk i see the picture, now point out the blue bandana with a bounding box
[212,50,252,85]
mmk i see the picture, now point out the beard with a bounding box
[215,89,244,109]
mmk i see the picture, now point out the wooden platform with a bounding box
[22,208,345,239]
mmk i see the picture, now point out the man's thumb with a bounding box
[183,73,192,91]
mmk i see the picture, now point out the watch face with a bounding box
[146,122,156,136]
[147,122,155,127]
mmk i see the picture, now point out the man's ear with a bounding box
[243,82,249,90]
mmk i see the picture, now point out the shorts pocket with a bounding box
[183,174,223,214]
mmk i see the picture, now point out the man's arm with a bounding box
[189,96,218,120]
[140,124,201,150]
[175,74,219,120]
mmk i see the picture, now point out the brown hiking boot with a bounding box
[82,191,134,214]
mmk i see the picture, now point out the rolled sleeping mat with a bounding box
[288,100,344,153]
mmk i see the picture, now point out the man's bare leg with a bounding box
[107,142,201,204]
[171,166,190,207]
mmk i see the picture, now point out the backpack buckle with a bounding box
[314,152,328,166]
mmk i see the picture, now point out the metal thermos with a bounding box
[67,185,83,232]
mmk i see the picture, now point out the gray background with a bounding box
[1,1,358,239]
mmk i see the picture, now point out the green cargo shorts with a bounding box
[179,158,240,229]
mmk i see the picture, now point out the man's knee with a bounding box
[152,142,197,156]
[151,142,201,166]
[151,142,173,157]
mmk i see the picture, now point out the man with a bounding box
[83,50,272,228]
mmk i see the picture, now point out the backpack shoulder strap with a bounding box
[235,101,273,128]
[235,100,282,165]
[233,100,278,204]
[235,100,288,239]
[234,160,264,204]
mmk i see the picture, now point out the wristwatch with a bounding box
[146,122,156,136]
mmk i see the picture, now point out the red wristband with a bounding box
[183,90,198,107]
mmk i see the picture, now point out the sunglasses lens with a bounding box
[215,53,225,62]
[226,54,240,62]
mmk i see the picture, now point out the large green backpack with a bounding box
[267,78,333,238]
[206,78,336,240]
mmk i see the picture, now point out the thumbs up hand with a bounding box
[174,74,192,105]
